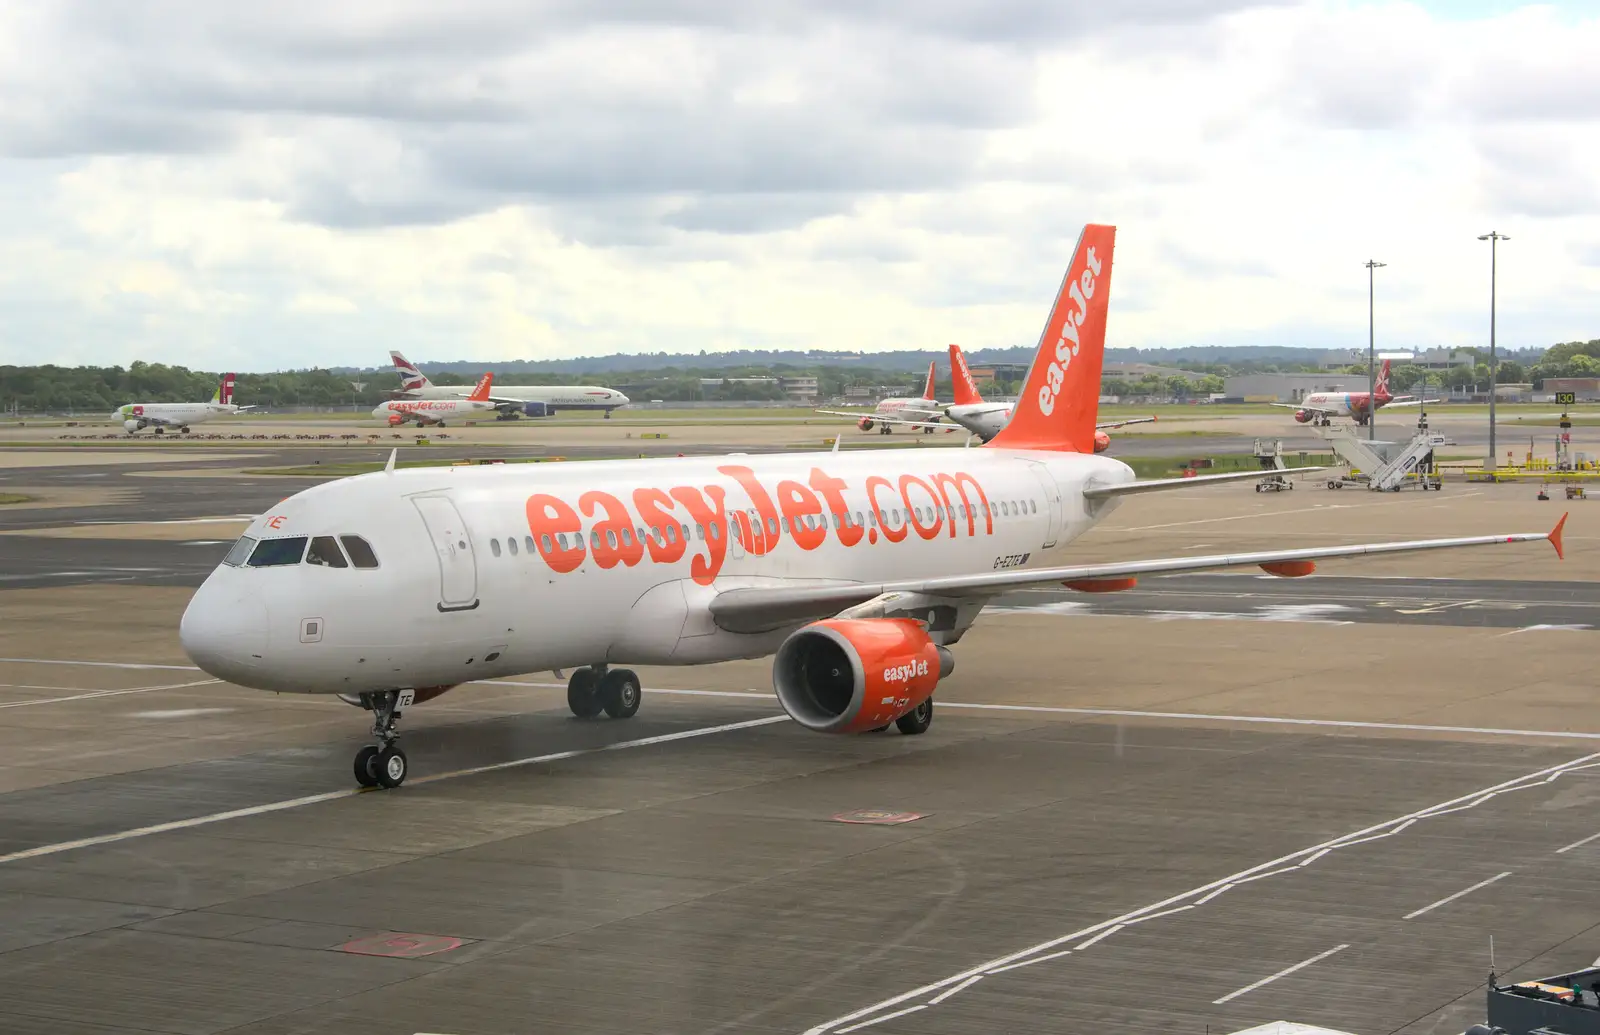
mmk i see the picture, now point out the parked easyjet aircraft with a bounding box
[1275,359,1419,426]
[116,374,252,434]
[371,373,497,427]
[181,225,1565,789]
[817,362,945,434]
[389,351,629,420]
[942,343,1155,448]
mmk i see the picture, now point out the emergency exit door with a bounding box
[1026,463,1063,549]
[411,495,479,611]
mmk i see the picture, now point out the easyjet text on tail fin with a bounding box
[920,361,937,401]
[948,344,982,406]
[986,223,1116,453]
[467,373,495,401]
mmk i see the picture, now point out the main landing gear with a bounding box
[566,665,642,720]
[869,697,935,735]
[353,688,412,789]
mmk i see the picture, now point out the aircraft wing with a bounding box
[815,409,879,419]
[453,392,524,406]
[1270,402,1338,413]
[707,515,1566,633]
[815,410,950,431]
[1381,399,1423,408]
[1095,416,1155,430]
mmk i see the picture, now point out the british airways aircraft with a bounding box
[180,225,1565,789]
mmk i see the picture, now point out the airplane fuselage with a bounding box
[397,385,628,412]
[117,402,242,431]
[180,447,1131,696]
[372,399,496,425]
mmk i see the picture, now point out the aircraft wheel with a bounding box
[600,668,642,719]
[353,745,381,787]
[567,668,603,718]
[895,698,933,735]
[376,746,408,788]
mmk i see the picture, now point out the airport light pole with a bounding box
[1365,260,1385,441]
[1478,232,1508,468]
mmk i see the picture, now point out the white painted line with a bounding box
[1403,872,1512,920]
[0,679,220,709]
[985,948,1071,974]
[0,714,788,866]
[0,657,202,671]
[1073,925,1123,950]
[799,753,1600,1034]
[928,974,983,1005]
[1556,831,1600,854]
[1212,944,1350,1005]
[836,1005,927,1033]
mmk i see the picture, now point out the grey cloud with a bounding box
[1475,127,1600,218]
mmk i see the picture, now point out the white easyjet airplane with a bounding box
[181,225,1566,789]
[939,342,1155,448]
[817,362,946,434]
[370,373,497,427]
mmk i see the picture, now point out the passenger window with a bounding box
[541,534,552,552]
[507,536,518,556]
[490,539,502,558]
[709,522,721,541]
[340,535,380,568]
[248,537,308,567]
[591,530,602,549]
[1030,500,1037,514]
[666,525,677,543]
[607,530,618,548]
[855,511,864,526]
[680,524,689,541]
[525,535,535,554]
[223,535,257,567]
[306,536,349,568]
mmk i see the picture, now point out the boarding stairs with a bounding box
[1320,417,1444,491]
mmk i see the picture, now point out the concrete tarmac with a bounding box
[1,434,1598,1035]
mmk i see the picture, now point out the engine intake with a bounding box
[773,618,950,734]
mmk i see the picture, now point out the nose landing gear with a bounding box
[353,688,411,788]
[566,665,642,720]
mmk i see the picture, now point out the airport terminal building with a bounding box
[1223,373,1370,403]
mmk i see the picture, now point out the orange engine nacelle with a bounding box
[1092,430,1111,452]
[1293,410,1312,424]
[1260,560,1317,577]
[387,412,406,426]
[772,618,950,733]
[858,417,875,431]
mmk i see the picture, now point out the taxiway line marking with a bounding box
[1402,872,1512,920]
[800,752,1600,1034]
[0,679,220,709]
[1556,830,1600,854]
[1211,944,1350,1005]
[0,657,202,671]
[498,682,1600,744]
[0,714,787,866]
[835,1004,927,1033]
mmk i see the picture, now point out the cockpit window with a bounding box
[222,535,257,567]
[340,535,380,569]
[248,537,308,567]
[306,536,349,568]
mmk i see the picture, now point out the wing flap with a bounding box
[707,519,1564,631]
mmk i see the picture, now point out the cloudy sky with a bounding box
[2,0,1597,371]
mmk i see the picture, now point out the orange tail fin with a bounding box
[986,224,1116,453]
[921,360,936,401]
[948,344,983,406]
[468,373,495,402]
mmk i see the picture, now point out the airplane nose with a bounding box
[180,580,269,686]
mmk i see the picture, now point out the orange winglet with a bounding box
[1260,560,1317,577]
[1549,511,1568,560]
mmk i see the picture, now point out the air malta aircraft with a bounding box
[389,351,629,420]
[371,373,497,427]
[181,225,1565,789]
[1275,359,1419,426]
[940,342,1155,448]
[817,362,945,434]
[116,374,252,434]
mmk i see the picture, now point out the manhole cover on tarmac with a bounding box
[832,810,927,825]
[339,933,468,958]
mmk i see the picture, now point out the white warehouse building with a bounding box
[1224,373,1368,403]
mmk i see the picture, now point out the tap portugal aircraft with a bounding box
[936,343,1155,448]
[116,373,252,434]
[180,225,1566,789]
